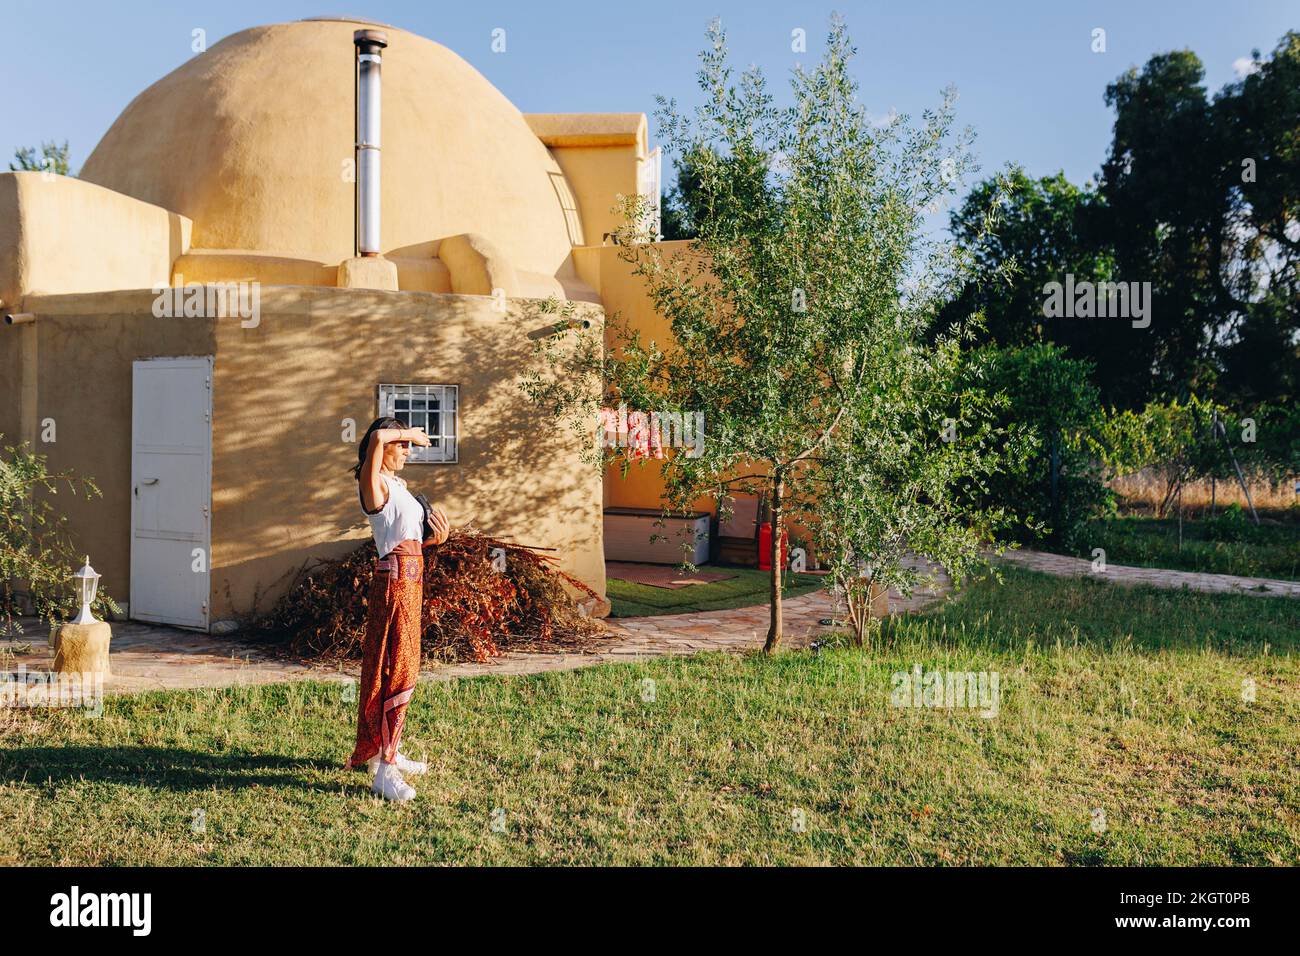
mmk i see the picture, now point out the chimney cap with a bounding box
[353,28,388,50]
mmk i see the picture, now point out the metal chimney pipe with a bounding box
[353,29,388,257]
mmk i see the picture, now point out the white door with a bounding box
[130,357,212,630]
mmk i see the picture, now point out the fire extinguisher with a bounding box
[757,522,788,571]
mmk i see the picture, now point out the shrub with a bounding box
[963,344,1113,550]
[0,437,120,628]
[1091,396,1297,517]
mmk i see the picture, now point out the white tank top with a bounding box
[362,473,425,559]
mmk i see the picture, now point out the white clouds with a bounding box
[868,107,899,128]
[1232,56,1261,78]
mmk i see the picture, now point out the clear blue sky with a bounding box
[3,0,1295,194]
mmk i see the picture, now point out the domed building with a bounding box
[0,18,689,630]
[77,18,624,298]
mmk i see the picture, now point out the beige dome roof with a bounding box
[80,19,579,275]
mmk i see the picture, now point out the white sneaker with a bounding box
[366,752,428,776]
[371,760,416,802]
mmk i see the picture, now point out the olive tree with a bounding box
[527,16,1027,651]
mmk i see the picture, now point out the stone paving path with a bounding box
[1,562,952,696]
[12,548,1284,697]
[997,549,1300,599]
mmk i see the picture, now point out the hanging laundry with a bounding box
[598,405,665,460]
[626,411,665,460]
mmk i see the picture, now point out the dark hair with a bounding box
[352,415,408,479]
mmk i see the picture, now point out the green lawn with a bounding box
[1,567,1296,865]
[1073,511,1300,581]
[606,565,825,616]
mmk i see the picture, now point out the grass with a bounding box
[1073,510,1300,581]
[606,565,824,617]
[1,567,1296,866]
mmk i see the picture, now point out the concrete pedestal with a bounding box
[53,621,112,676]
[337,256,399,291]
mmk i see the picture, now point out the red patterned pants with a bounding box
[347,552,423,767]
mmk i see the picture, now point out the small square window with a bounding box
[378,384,458,463]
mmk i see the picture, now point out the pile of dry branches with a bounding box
[251,530,605,663]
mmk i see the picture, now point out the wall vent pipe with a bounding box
[353,29,388,257]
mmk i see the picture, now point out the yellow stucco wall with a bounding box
[526,113,647,249]
[577,241,719,516]
[206,287,606,619]
[5,287,606,624]
[543,146,642,248]
[0,291,216,610]
[0,172,191,312]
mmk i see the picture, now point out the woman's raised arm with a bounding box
[359,427,430,512]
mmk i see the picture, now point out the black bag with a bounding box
[413,492,439,542]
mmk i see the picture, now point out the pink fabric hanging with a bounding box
[599,407,665,460]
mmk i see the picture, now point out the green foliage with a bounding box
[1092,397,1214,488]
[0,438,118,627]
[964,344,1112,549]
[1241,403,1300,482]
[804,331,1033,644]
[658,189,694,241]
[974,342,1101,440]
[658,153,703,240]
[9,140,71,176]
[1090,395,1294,516]
[1099,50,1223,401]
[1212,32,1300,408]
[938,169,1137,399]
[941,31,1300,414]
[572,15,1028,648]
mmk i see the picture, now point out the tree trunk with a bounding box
[1158,474,1178,519]
[1049,434,1060,541]
[762,471,784,654]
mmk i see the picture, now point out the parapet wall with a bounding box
[0,173,191,311]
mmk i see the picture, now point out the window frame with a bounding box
[377,382,459,464]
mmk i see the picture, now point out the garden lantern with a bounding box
[71,556,100,625]
[53,555,112,678]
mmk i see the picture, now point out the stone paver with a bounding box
[998,549,1300,599]
[1,620,352,695]
[0,559,953,695]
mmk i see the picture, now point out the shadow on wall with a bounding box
[208,289,604,620]
[5,297,222,613]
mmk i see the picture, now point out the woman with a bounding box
[346,416,450,801]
